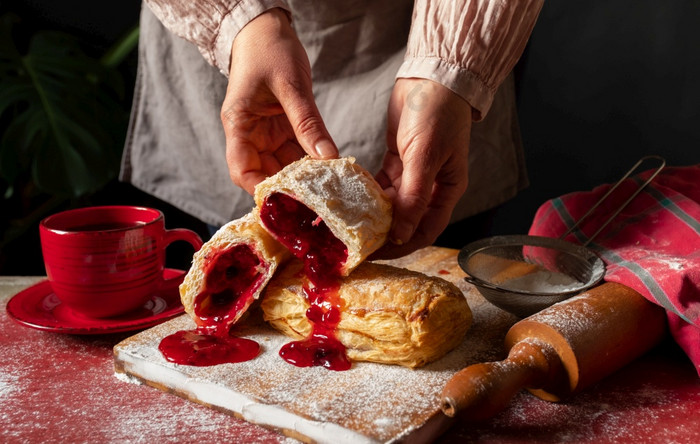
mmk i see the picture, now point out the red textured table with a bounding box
[2,275,700,443]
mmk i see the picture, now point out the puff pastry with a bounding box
[179,212,290,332]
[254,156,392,278]
[261,260,473,368]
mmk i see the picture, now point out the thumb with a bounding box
[275,79,338,159]
[390,154,436,245]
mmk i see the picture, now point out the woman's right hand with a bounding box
[221,8,338,194]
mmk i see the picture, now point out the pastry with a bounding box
[253,156,392,279]
[261,260,473,368]
[179,212,290,332]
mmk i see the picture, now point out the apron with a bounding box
[121,1,528,227]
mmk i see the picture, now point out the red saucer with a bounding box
[6,269,187,335]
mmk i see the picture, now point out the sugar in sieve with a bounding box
[458,155,666,317]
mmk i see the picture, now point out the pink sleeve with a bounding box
[398,0,544,120]
[144,0,290,75]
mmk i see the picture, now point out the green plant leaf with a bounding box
[0,13,134,198]
[102,26,140,68]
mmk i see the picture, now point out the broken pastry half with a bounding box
[254,156,392,280]
[261,260,473,368]
[179,212,290,333]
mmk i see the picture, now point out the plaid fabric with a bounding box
[529,164,700,376]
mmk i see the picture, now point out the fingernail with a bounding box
[390,237,404,246]
[391,220,413,245]
[314,140,337,159]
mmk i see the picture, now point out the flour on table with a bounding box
[113,247,520,443]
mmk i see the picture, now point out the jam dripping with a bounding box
[260,192,351,371]
[158,244,264,366]
[278,281,351,370]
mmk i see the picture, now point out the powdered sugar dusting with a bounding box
[527,292,600,338]
[115,298,515,443]
[4,249,699,443]
[114,248,519,443]
[0,371,20,398]
[1,277,294,444]
[443,366,700,444]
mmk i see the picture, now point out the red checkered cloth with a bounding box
[529,164,700,376]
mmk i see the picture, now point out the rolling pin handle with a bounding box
[441,339,562,421]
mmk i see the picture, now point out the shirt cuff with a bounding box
[396,56,493,121]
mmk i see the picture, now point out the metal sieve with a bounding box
[458,155,666,317]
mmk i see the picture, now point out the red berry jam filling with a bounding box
[259,192,351,371]
[159,244,265,366]
[194,244,266,329]
[259,192,347,284]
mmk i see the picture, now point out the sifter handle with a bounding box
[441,339,563,421]
[559,154,665,245]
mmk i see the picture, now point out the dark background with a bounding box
[494,0,700,235]
[1,0,699,275]
[0,0,209,275]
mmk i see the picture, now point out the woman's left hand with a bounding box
[374,78,473,259]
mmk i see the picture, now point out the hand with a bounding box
[374,78,473,259]
[221,8,338,194]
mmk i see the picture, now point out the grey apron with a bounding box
[121,1,527,227]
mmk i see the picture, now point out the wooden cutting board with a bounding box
[113,246,519,443]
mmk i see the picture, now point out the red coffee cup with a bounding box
[39,206,203,318]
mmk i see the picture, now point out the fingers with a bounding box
[389,155,466,246]
[372,179,465,260]
[381,78,473,253]
[272,76,338,160]
[225,138,268,195]
[262,12,337,159]
[389,150,436,245]
[223,9,337,195]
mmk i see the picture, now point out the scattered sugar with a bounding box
[0,371,20,397]
[119,318,463,440]
[0,280,293,444]
[4,251,698,444]
[527,293,600,338]
[500,270,582,294]
[441,377,699,443]
[113,257,519,442]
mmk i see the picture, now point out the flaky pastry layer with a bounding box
[261,261,473,368]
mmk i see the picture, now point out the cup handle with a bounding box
[162,228,204,284]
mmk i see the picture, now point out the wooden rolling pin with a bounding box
[441,282,667,421]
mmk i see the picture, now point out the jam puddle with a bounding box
[159,328,260,366]
[158,244,265,366]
